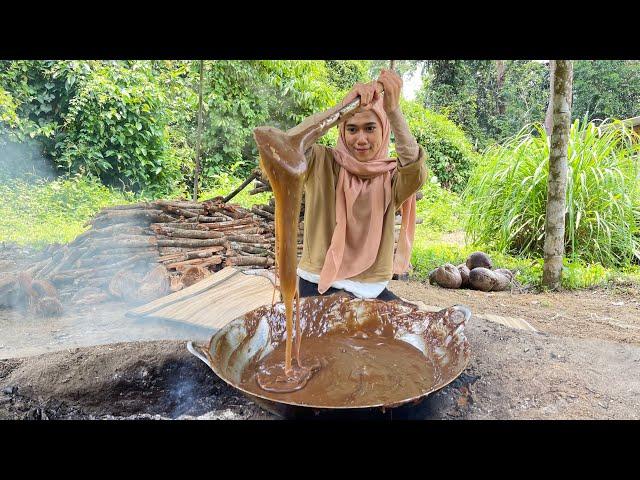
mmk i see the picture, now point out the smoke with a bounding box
[0,136,57,184]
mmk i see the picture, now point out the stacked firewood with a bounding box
[0,197,298,312]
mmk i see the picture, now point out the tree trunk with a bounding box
[496,60,506,115]
[542,60,573,290]
[544,60,556,135]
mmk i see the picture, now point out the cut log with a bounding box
[165,206,207,216]
[158,246,225,264]
[86,247,158,257]
[155,200,204,209]
[225,234,269,244]
[157,238,227,248]
[224,256,274,267]
[91,235,158,249]
[153,228,225,240]
[205,205,251,220]
[165,256,222,270]
[249,186,272,195]
[229,242,272,251]
[251,206,275,221]
[260,204,275,214]
[100,202,153,211]
[151,222,208,231]
[197,217,255,230]
[88,209,175,227]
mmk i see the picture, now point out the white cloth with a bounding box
[297,267,388,299]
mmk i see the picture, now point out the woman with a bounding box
[296,69,427,301]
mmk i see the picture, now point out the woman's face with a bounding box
[343,110,383,162]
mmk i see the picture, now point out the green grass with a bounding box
[0,175,135,248]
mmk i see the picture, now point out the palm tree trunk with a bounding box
[542,60,573,290]
[544,60,556,135]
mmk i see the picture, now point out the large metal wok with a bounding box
[187,295,472,419]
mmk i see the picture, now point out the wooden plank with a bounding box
[126,266,276,331]
[128,266,240,316]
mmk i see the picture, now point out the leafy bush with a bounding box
[464,120,640,268]
[56,62,183,195]
[401,100,479,192]
[415,178,467,233]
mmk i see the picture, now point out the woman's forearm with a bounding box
[387,107,420,166]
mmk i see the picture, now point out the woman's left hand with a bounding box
[377,69,403,114]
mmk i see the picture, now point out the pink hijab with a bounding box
[317,97,417,294]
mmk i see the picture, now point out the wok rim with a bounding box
[195,302,471,411]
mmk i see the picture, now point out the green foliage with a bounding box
[419,60,551,150]
[55,61,183,196]
[401,100,479,192]
[0,86,19,127]
[572,60,640,122]
[0,175,134,248]
[325,60,372,92]
[464,120,640,268]
[197,60,341,183]
[416,178,467,232]
[494,61,549,139]
[368,60,420,79]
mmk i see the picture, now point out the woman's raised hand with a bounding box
[377,69,402,115]
[341,81,380,110]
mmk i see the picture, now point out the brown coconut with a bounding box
[428,269,438,285]
[466,251,493,270]
[495,268,514,280]
[492,272,512,291]
[457,264,471,288]
[469,267,498,292]
[434,263,462,289]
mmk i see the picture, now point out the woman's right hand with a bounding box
[341,81,381,110]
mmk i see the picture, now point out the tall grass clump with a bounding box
[464,119,640,268]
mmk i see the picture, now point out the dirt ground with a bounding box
[1,278,639,420]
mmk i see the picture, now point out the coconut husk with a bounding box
[434,264,462,289]
[491,271,512,292]
[495,268,514,280]
[466,251,493,270]
[469,267,498,292]
[457,264,471,288]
